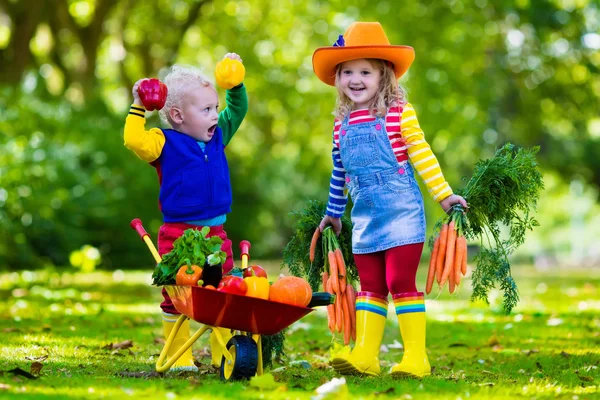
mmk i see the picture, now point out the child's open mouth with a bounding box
[208,124,217,135]
[350,87,365,93]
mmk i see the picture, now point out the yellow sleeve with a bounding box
[402,103,453,202]
[123,104,166,162]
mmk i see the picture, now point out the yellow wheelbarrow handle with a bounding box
[130,219,161,264]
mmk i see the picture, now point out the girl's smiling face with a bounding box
[338,59,382,110]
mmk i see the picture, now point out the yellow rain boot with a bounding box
[331,292,388,376]
[162,312,199,372]
[210,327,233,367]
[390,292,431,378]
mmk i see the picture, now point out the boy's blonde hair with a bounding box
[333,58,407,121]
[159,64,214,126]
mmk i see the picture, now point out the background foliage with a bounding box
[1,0,599,269]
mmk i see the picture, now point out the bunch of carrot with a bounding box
[426,205,468,295]
[310,227,356,345]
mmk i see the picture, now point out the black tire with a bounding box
[219,335,258,381]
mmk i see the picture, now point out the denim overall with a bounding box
[339,114,426,254]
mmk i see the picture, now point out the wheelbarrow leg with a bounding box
[210,327,233,363]
[252,334,263,376]
[156,315,210,373]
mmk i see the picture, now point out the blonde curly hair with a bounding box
[333,58,407,121]
[158,64,215,126]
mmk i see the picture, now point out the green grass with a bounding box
[1,263,598,399]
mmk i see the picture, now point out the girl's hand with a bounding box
[440,194,468,213]
[223,52,243,63]
[132,78,146,105]
[319,215,342,236]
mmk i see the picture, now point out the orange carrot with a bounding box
[461,238,468,275]
[341,292,351,345]
[335,248,347,294]
[322,271,329,291]
[309,228,320,263]
[326,278,336,333]
[346,284,356,342]
[426,235,440,294]
[436,223,449,284]
[335,291,343,333]
[453,236,465,286]
[440,221,456,287]
[449,267,456,294]
[328,250,340,294]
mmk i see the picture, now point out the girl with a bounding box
[312,22,467,378]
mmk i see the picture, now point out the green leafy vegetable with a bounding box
[151,228,227,286]
[282,200,357,291]
[431,143,544,313]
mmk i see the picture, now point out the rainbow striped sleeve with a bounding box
[326,124,348,218]
[402,103,453,202]
[355,292,389,317]
[393,292,426,315]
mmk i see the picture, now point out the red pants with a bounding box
[158,222,234,314]
[353,243,424,297]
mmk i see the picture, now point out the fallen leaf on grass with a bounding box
[546,318,563,326]
[3,368,37,380]
[449,343,468,347]
[522,349,539,356]
[30,362,43,376]
[0,383,9,390]
[314,377,348,400]
[478,382,495,387]
[387,340,403,349]
[103,340,133,350]
[249,373,284,390]
[560,351,571,358]
[192,347,211,358]
[2,328,21,333]
[374,387,395,395]
[487,335,500,346]
[25,355,48,362]
[536,362,543,370]
[578,375,594,382]
[117,371,161,379]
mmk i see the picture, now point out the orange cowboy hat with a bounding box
[312,22,415,86]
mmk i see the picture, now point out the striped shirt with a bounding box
[326,102,453,218]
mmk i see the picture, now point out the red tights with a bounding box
[353,243,424,296]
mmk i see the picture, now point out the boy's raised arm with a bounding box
[218,83,248,146]
[124,104,166,163]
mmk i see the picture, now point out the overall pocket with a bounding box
[342,133,379,168]
[383,172,413,194]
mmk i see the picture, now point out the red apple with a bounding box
[243,265,268,279]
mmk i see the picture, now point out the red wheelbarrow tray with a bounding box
[165,285,313,336]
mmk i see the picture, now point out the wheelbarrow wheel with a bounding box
[220,335,258,381]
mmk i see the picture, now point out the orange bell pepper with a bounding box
[175,259,202,286]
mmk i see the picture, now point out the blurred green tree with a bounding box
[0,0,598,269]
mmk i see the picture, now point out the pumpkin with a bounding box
[214,58,245,89]
[269,276,312,307]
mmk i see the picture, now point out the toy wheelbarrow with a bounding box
[130,219,332,381]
